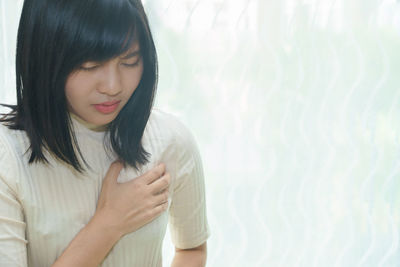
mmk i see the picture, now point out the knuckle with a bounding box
[159,163,166,171]
[152,168,162,179]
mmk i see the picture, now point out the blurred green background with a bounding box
[1,0,400,266]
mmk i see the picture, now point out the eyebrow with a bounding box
[120,50,140,60]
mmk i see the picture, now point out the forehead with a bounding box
[119,41,140,57]
[126,42,140,52]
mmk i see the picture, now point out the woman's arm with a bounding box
[52,161,170,266]
[51,211,122,267]
[167,116,211,265]
[0,136,28,266]
[171,242,207,267]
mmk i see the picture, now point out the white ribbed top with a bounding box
[0,108,211,267]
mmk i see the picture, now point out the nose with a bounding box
[97,64,123,96]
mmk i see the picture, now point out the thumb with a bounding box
[104,160,124,185]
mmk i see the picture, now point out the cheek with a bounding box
[124,67,144,93]
[65,85,81,109]
[65,74,92,106]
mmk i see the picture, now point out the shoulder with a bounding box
[0,123,19,152]
[0,123,27,156]
[147,108,196,144]
[145,108,201,160]
[0,123,23,195]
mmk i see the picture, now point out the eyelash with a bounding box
[79,60,140,71]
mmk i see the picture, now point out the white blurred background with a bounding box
[1,0,400,266]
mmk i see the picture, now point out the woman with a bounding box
[0,0,210,266]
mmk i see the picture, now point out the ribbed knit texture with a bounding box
[0,108,211,267]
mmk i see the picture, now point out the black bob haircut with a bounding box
[0,0,158,173]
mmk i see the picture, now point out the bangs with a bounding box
[63,0,141,66]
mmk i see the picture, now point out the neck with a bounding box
[69,112,108,132]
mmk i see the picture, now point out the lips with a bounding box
[97,100,120,106]
[93,100,121,114]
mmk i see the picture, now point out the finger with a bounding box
[142,163,166,185]
[155,187,168,195]
[104,160,124,185]
[150,173,170,194]
[153,190,169,205]
[154,200,169,213]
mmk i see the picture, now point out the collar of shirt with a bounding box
[69,112,109,133]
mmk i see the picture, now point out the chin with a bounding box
[97,113,119,124]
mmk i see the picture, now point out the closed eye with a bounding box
[122,60,140,67]
[79,65,99,71]
[78,57,141,71]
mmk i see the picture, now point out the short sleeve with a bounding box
[168,118,211,249]
[0,128,28,266]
